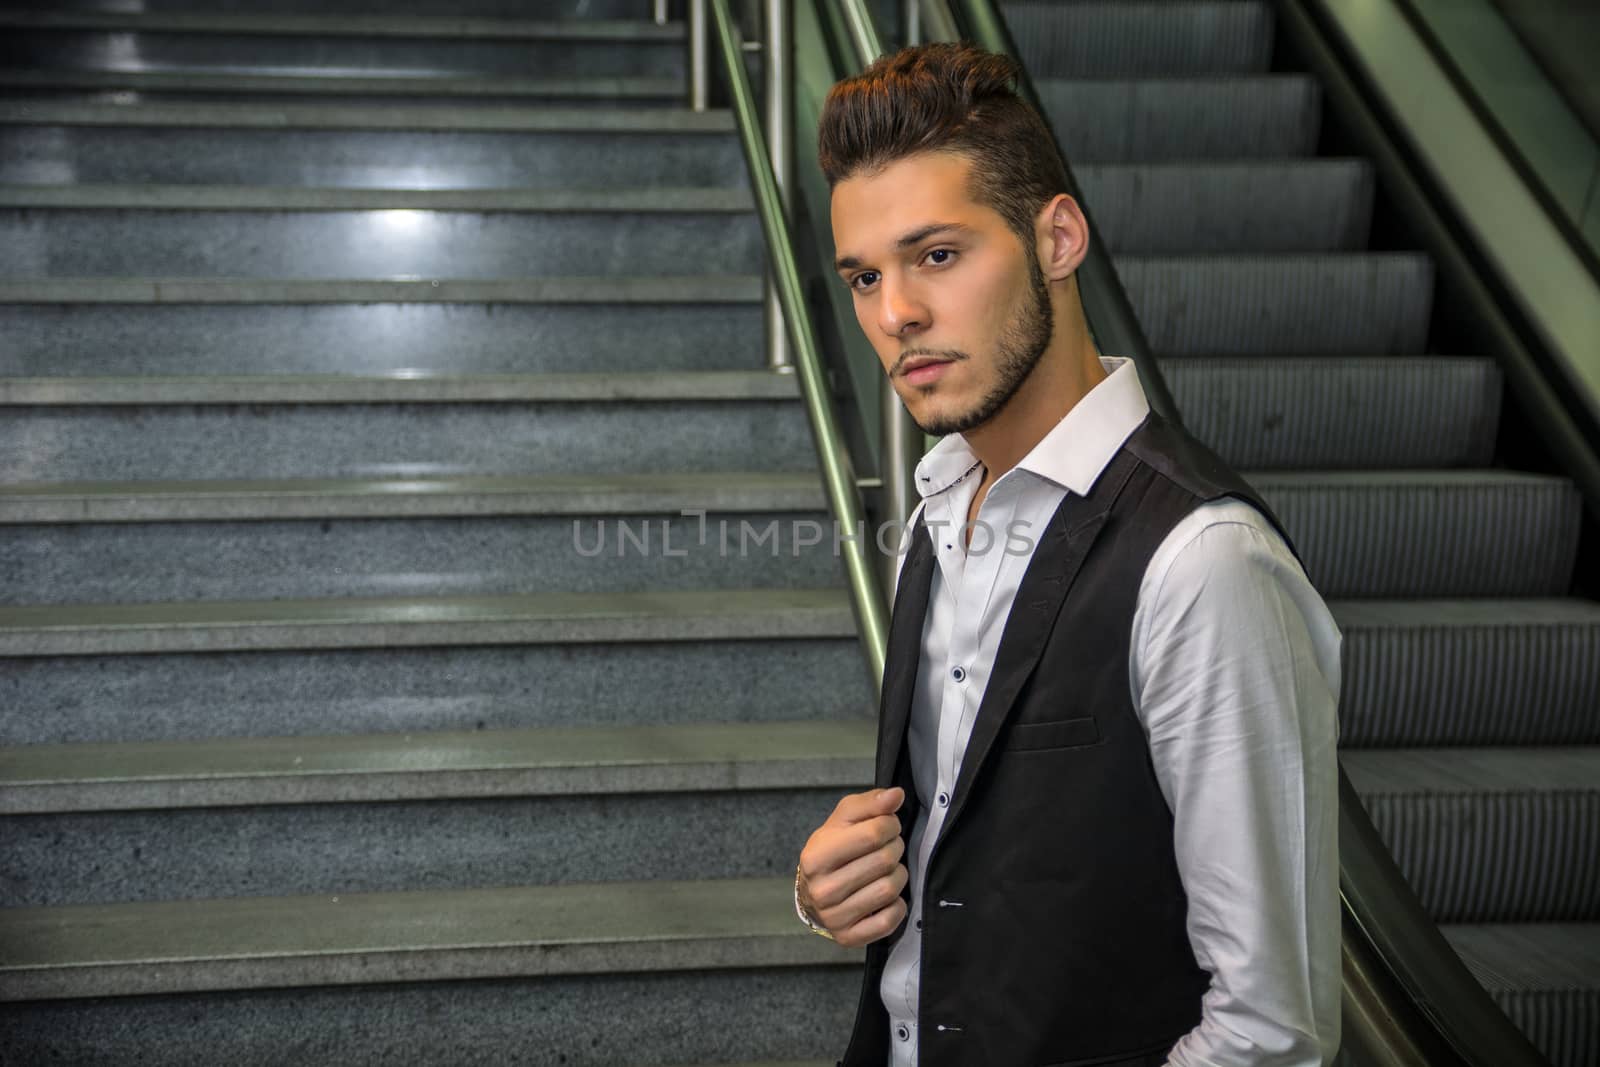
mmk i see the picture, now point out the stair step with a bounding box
[1252,470,1580,598]
[0,876,859,1000]
[1079,160,1373,254]
[0,587,855,656]
[4,981,856,1067]
[0,887,860,1063]
[0,275,759,304]
[1119,254,1434,355]
[1163,356,1501,470]
[0,68,683,107]
[0,394,811,482]
[0,721,873,905]
[0,508,844,604]
[0,369,795,405]
[1442,923,1600,1067]
[1038,76,1320,163]
[0,719,875,814]
[5,1003,851,1067]
[0,207,763,280]
[1330,599,1600,747]
[0,0,669,19]
[0,184,753,212]
[0,106,741,189]
[1004,1,1273,77]
[1347,748,1600,922]
[0,99,729,131]
[0,301,762,378]
[0,637,874,746]
[0,13,684,80]
[0,10,687,38]
[0,470,824,523]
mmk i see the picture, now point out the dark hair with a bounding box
[817,42,1069,248]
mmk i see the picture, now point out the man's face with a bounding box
[831,151,1053,437]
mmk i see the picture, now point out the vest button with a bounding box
[895,1025,910,1042]
[936,791,949,807]
[951,666,966,682]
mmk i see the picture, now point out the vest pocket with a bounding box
[1002,715,1100,751]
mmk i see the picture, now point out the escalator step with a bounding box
[1165,356,1500,470]
[1255,470,1580,598]
[1443,923,1600,1067]
[1078,160,1373,254]
[1118,254,1434,356]
[1037,76,1320,163]
[1005,1,1273,77]
[1346,748,1600,922]
[1333,599,1600,746]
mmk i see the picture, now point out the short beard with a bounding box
[909,251,1054,437]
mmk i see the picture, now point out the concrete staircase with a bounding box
[1002,2,1600,1065]
[0,3,865,1063]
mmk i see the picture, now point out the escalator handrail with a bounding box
[703,0,891,691]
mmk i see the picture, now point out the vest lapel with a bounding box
[875,516,935,787]
[940,450,1140,834]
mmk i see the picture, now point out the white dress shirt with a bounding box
[878,356,1342,1066]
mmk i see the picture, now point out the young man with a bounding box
[794,44,1342,1066]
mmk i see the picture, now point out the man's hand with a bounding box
[797,786,910,947]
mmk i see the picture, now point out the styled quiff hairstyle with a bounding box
[817,42,1069,250]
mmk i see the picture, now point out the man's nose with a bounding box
[877,277,927,339]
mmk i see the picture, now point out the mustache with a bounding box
[890,348,968,376]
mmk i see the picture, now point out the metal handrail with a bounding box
[824,0,926,559]
[703,0,890,689]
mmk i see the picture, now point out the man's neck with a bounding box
[961,334,1107,481]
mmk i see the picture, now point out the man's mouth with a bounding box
[896,352,959,386]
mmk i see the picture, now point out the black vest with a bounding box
[839,413,1296,1067]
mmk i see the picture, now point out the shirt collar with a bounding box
[912,356,1149,500]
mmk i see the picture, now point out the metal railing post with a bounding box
[880,383,921,594]
[834,1,922,541]
[902,0,920,45]
[704,0,890,684]
[688,0,710,111]
[763,0,793,372]
[653,0,669,25]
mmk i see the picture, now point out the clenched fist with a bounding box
[796,786,910,947]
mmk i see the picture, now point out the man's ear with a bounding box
[1034,193,1090,283]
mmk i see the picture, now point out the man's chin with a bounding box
[907,405,984,438]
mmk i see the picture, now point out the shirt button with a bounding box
[936,791,949,807]
[896,1025,911,1042]
[951,666,966,682]
[915,918,923,930]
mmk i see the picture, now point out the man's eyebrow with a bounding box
[834,222,972,273]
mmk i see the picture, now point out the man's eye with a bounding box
[851,271,880,291]
[925,248,955,265]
